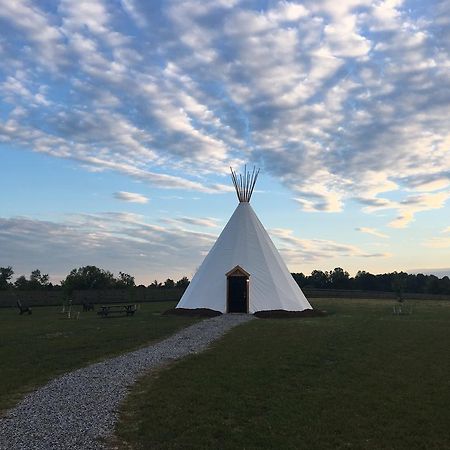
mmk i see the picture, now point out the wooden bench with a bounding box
[97,304,137,318]
[17,300,32,315]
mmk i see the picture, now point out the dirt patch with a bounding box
[163,308,222,317]
[254,309,327,319]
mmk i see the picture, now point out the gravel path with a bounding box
[0,314,253,450]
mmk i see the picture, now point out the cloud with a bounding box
[389,192,450,228]
[0,0,65,70]
[120,0,147,28]
[113,191,149,203]
[269,228,391,265]
[0,214,217,283]
[162,216,221,228]
[355,227,389,239]
[0,214,393,284]
[422,237,450,249]
[0,0,449,225]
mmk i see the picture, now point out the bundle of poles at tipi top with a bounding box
[230,165,260,203]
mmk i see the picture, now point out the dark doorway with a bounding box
[226,266,249,313]
[228,277,247,312]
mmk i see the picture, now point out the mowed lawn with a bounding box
[116,299,450,450]
[0,301,198,413]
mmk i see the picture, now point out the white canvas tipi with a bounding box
[176,168,312,314]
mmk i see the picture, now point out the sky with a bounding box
[0,0,449,285]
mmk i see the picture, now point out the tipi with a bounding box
[176,167,312,314]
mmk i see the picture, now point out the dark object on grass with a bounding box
[164,308,222,317]
[97,304,137,318]
[254,309,327,319]
[17,300,32,315]
[82,302,95,312]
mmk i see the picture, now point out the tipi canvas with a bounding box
[176,168,312,314]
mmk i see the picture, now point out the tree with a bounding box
[163,278,175,289]
[329,267,350,289]
[115,272,135,288]
[61,266,116,294]
[309,270,329,289]
[354,270,377,290]
[392,272,408,302]
[0,266,14,290]
[29,269,50,289]
[292,272,307,287]
[148,280,162,288]
[425,275,441,294]
[12,269,51,290]
[176,277,190,289]
[439,276,450,295]
[14,275,30,290]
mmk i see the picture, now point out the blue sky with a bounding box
[0,0,449,284]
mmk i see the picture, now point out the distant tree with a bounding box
[29,269,50,289]
[376,273,393,291]
[414,273,427,293]
[14,275,30,290]
[163,278,175,289]
[115,272,135,288]
[61,266,116,294]
[148,280,162,289]
[425,275,441,294]
[176,277,190,289]
[353,271,375,290]
[292,272,307,287]
[309,270,329,289]
[329,267,350,289]
[391,272,408,302]
[0,266,14,290]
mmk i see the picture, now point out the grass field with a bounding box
[0,301,198,414]
[116,299,450,449]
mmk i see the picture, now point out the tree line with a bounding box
[1,265,450,295]
[292,268,450,295]
[0,266,190,293]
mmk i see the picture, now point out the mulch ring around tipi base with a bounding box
[254,309,328,319]
[165,308,327,318]
[164,307,222,317]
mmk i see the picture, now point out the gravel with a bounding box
[0,314,253,450]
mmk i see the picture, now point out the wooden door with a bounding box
[226,266,249,313]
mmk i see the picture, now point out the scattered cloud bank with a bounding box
[355,227,389,239]
[113,191,149,203]
[161,216,221,228]
[0,213,216,282]
[0,215,390,282]
[269,228,391,266]
[422,237,450,249]
[0,0,449,224]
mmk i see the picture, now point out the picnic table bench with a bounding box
[97,304,137,318]
[17,300,32,315]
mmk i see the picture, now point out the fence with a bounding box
[1,287,449,308]
[302,288,450,300]
[0,288,185,308]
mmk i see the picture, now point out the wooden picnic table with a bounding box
[97,304,137,318]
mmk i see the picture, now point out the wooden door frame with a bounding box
[226,265,250,313]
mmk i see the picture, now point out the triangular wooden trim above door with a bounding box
[226,265,250,277]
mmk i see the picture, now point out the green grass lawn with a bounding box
[0,301,198,414]
[116,299,450,449]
